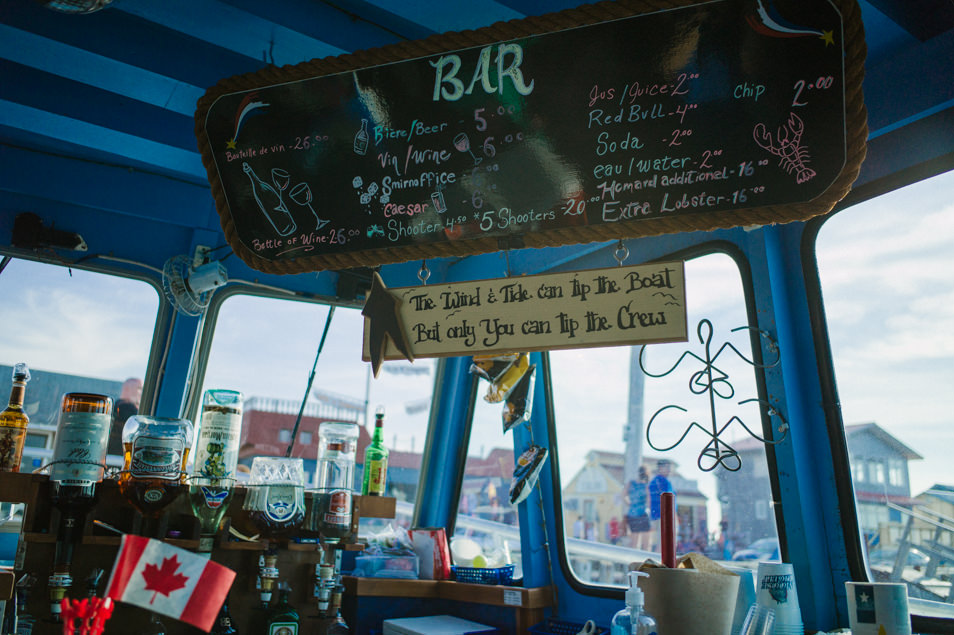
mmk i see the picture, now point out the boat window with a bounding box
[0,258,158,471]
[548,251,777,586]
[816,170,954,609]
[452,393,524,580]
[198,294,436,528]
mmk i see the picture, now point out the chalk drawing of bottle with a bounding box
[354,119,369,156]
[289,182,330,230]
[243,162,296,236]
[431,183,447,214]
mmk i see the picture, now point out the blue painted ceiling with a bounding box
[1,0,952,289]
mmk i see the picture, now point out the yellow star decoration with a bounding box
[226,138,237,149]
[820,30,834,46]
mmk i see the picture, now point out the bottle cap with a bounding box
[12,363,30,382]
[626,570,648,607]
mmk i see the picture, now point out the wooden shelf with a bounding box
[342,576,554,609]
[353,495,396,519]
[2,473,400,634]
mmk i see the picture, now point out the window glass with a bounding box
[199,294,436,527]
[549,252,777,586]
[24,433,48,449]
[816,170,954,607]
[452,392,523,578]
[0,258,158,471]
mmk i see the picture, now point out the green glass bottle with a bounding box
[360,407,389,496]
[265,583,299,635]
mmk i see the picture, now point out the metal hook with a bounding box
[418,261,430,285]
[614,240,629,266]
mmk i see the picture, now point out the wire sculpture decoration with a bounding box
[639,318,788,472]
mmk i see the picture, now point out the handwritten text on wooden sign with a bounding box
[362,262,688,360]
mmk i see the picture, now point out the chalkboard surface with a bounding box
[198,0,865,273]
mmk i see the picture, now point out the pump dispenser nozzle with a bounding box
[626,571,648,608]
[611,571,657,635]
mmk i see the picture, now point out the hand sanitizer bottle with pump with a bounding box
[610,571,657,635]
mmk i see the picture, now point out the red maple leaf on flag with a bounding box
[141,555,189,604]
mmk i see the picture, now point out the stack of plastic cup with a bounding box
[739,604,776,635]
[730,568,758,635]
[755,562,803,635]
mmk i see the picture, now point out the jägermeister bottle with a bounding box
[265,583,299,635]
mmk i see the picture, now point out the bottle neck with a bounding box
[8,382,25,408]
[372,421,385,443]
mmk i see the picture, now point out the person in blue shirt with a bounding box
[624,466,651,549]
[648,459,675,550]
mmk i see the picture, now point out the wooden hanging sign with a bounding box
[361,262,687,373]
[196,0,867,274]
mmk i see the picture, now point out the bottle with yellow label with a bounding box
[0,363,31,472]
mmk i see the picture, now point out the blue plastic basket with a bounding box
[451,564,515,585]
[528,618,609,635]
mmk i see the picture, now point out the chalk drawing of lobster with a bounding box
[753,112,816,184]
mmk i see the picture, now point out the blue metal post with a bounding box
[413,356,475,528]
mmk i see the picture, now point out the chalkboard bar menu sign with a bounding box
[196,0,867,274]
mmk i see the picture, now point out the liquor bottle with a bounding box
[353,119,369,155]
[190,390,242,552]
[118,416,193,521]
[265,583,299,635]
[326,610,350,634]
[306,422,358,543]
[11,573,36,635]
[243,162,296,237]
[210,597,238,635]
[360,407,389,496]
[49,392,112,621]
[0,363,31,472]
[143,613,167,635]
[193,390,242,479]
[244,458,305,540]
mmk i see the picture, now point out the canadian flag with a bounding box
[105,535,236,632]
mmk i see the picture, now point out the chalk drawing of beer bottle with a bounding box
[354,119,370,156]
[243,162,297,236]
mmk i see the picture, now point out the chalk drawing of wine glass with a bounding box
[454,132,481,166]
[289,182,330,230]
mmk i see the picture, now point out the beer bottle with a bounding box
[360,407,388,496]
